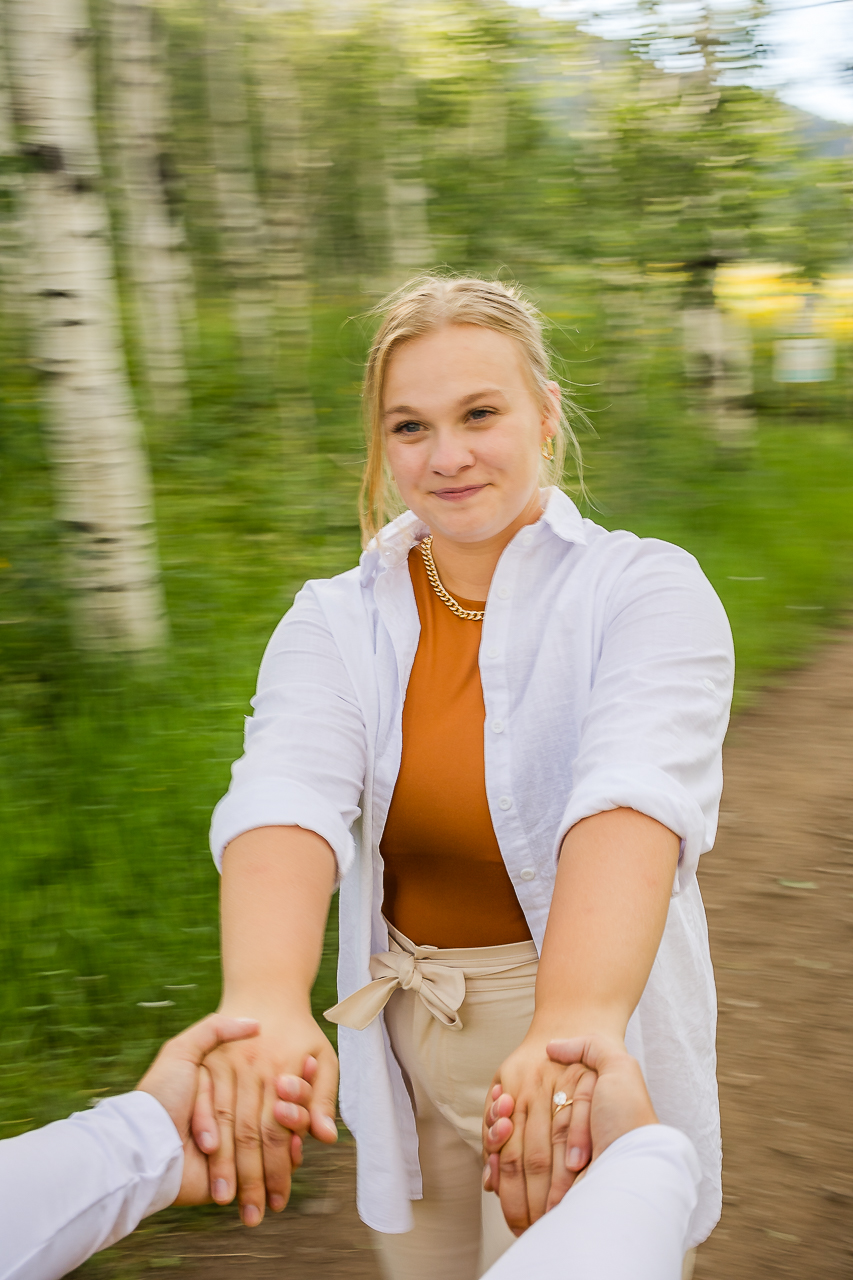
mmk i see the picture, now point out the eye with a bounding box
[468,407,494,423]
[392,420,423,436]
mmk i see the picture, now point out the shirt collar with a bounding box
[540,486,588,546]
[359,487,587,585]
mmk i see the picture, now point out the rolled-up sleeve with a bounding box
[557,541,734,892]
[210,583,368,879]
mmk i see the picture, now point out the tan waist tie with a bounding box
[324,924,537,1033]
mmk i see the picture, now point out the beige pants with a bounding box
[368,925,698,1280]
[372,928,539,1280]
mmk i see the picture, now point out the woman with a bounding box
[197,277,733,1280]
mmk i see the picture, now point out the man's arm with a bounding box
[484,1125,701,1280]
[483,1035,700,1280]
[490,809,680,1230]
[0,1014,310,1280]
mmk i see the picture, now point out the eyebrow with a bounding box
[383,389,506,418]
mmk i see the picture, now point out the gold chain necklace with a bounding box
[419,536,485,621]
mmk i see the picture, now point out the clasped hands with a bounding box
[177,1012,621,1238]
[135,1011,335,1213]
[480,1026,603,1237]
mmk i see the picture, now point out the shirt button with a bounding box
[498,796,512,810]
[521,533,533,547]
[520,867,536,882]
[703,678,716,692]
[491,719,504,734]
[497,586,510,600]
[487,646,499,659]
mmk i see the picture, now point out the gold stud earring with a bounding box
[541,436,555,461]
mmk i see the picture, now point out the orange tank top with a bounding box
[380,546,532,948]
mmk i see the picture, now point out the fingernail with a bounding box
[569,1147,583,1168]
[212,1179,230,1203]
[269,1193,285,1212]
[200,1131,215,1152]
[482,1166,490,1188]
[321,1115,338,1138]
[242,1204,261,1227]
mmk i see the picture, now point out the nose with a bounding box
[429,429,474,476]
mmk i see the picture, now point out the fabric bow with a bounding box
[324,948,467,1031]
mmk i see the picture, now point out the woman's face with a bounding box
[382,324,559,545]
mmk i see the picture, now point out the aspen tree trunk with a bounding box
[378,2,433,281]
[110,0,192,418]
[248,11,315,428]
[0,21,26,310]
[5,0,168,653]
[203,0,272,361]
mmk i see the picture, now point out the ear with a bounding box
[541,380,561,437]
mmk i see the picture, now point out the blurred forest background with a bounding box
[1,0,852,1137]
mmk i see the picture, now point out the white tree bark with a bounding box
[379,1,433,281]
[110,0,192,418]
[247,8,314,427]
[0,19,26,312]
[4,0,168,653]
[204,0,272,360]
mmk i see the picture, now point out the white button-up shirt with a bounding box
[0,1093,182,1280]
[210,488,733,1246]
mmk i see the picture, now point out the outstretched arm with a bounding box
[192,825,339,1227]
[486,807,679,1233]
[0,1014,280,1280]
[483,1036,700,1280]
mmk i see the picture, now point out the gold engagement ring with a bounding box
[552,1091,574,1115]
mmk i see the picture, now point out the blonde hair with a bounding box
[359,274,584,544]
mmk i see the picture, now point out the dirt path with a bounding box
[79,630,853,1279]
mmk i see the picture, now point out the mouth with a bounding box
[431,484,487,502]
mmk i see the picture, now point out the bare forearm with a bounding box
[532,809,680,1039]
[219,826,337,1017]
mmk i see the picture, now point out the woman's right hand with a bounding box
[191,1009,339,1226]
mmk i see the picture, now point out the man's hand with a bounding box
[135,1013,312,1207]
[546,1034,658,1159]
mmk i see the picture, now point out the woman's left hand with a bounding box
[483,1031,599,1235]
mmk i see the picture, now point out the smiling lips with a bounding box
[432,484,487,502]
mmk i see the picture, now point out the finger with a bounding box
[547,1034,627,1075]
[489,1091,515,1127]
[261,1078,294,1214]
[483,1151,500,1194]
[484,1089,514,1153]
[272,1096,311,1134]
[192,1065,218,1156]
[205,1060,237,1207]
[498,1106,531,1235]
[564,1068,596,1174]
[483,1077,502,1149]
[302,1055,319,1086]
[548,1103,572,1213]
[484,1114,513,1154]
[290,1132,303,1170]
[234,1069,267,1227]
[546,1068,594,1212]
[308,1050,339,1144]
[274,1073,313,1126]
[521,1080,556,1225]
[165,1015,260,1068]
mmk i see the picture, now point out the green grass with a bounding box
[1,288,853,1141]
